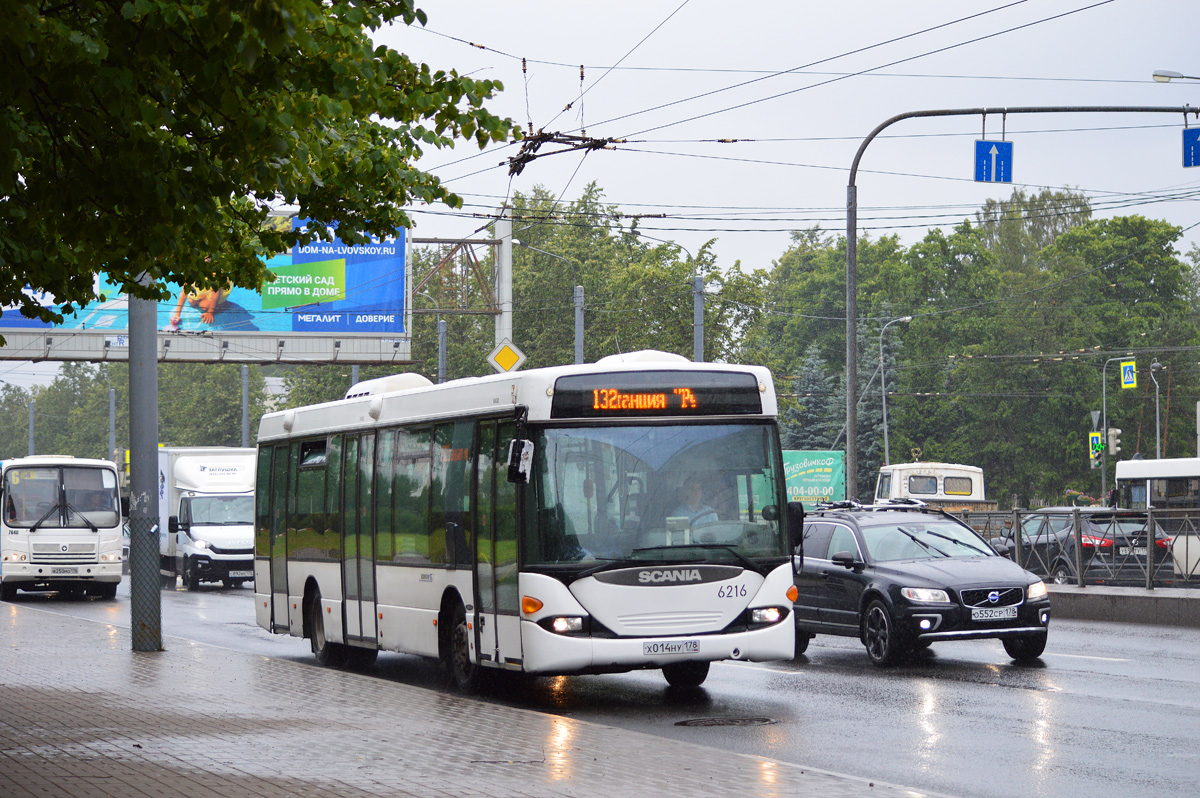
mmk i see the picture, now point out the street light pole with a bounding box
[880,315,912,466]
[845,104,1195,498]
[1151,359,1164,458]
[1100,355,1131,496]
[512,240,586,365]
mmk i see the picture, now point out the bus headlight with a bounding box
[550,617,584,634]
[3,552,27,562]
[750,607,784,625]
[536,615,588,636]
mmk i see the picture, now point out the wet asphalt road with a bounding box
[19,581,1200,798]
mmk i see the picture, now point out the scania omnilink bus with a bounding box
[255,351,800,690]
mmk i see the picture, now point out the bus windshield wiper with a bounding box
[64,502,99,533]
[896,527,949,558]
[633,543,768,576]
[29,502,61,532]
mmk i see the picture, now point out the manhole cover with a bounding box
[675,717,777,727]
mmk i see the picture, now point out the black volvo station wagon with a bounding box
[793,501,1051,666]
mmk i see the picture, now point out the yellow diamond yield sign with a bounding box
[488,338,526,373]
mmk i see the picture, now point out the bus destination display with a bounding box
[551,371,762,418]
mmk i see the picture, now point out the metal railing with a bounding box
[955,507,1196,589]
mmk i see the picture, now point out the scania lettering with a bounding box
[1,455,123,601]
[255,350,800,691]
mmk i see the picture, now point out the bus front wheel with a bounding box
[662,661,710,688]
[445,602,482,693]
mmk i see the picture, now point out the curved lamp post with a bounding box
[1153,70,1200,83]
[880,315,912,465]
[1150,359,1164,458]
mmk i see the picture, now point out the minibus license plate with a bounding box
[643,640,699,656]
[971,606,1017,621]
[51,567,78,575]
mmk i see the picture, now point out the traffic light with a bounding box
[1108,427,1122,456]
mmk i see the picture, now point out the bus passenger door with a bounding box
[492,422,523,667]
[475,422,499,664]
[269,446,290,631]
[342,434,378,645]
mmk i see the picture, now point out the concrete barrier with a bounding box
[1047,584,1200,628]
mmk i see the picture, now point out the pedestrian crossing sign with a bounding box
[1120,360,1136,389]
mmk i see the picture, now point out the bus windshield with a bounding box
[526,422,786,567]
[4,466,120,529]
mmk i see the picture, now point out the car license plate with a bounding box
[971,606,1017,621]
[228,570,254,578]
[1118,547,1147,557]
[643,640,699,656]
[51,567,78,575]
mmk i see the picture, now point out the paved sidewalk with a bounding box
[0,602,945,798]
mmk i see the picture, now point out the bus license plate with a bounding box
[228,571,253,578]
[971,606,1017,621]
[51,567,78,575]
[1118,547,1147,557]
[643,640,699,656]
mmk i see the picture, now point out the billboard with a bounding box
[0,221,410,363]
[783,450,846,507]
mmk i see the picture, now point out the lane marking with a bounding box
[1042,652,1129,662]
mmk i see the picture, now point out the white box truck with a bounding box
[158,447,256,590]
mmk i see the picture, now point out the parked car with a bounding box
[989,507,1173,586]
[794,502,1050,667]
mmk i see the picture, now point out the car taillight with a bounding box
[1080,535,1113,548]
[1156,538,1171,549]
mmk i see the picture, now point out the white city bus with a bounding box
[255,351,800,690]
[1115,457,1200,581]
[1,455,124,601]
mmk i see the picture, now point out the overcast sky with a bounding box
[2,0,1194,389]
[382,0,1199,271]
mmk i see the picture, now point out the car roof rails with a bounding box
[883,497,928,508]
[815,499,864,511]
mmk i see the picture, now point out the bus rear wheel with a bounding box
[662,661,710,688]
[308,591,348,667]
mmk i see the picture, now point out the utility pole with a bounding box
[128,286,161,652]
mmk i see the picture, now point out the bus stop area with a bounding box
[1,602,930,798]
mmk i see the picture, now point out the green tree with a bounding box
[781,344,838,450]
[976,187,1092,276]
[1,0,518,332]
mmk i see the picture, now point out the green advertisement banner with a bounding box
[783,450,845,507]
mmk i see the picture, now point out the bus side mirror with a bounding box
[787,501,805,571]
[507,439,535,484]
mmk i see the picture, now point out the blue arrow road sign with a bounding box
[975,140,1013,183]
[1185,129,1200,168]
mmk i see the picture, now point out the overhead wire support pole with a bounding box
[845,104,1198,500]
